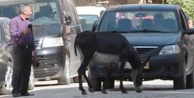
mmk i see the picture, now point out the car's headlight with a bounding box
[159,45,180,55]
[42,37,64,48]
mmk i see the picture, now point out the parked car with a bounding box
[90,4,194,90]
[0,17,34,94]
[76,6,105,31]
[0,0,82,86]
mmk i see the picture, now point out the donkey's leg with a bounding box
[119,61,128,93]
[78,58,92,95]
[83,70,94,93]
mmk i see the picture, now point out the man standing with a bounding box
[9,5,35,97]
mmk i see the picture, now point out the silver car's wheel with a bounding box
[0,62,13,94]
[0,61,35,95]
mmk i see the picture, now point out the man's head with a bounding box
[19,5,32,20]
[154,13,164,25]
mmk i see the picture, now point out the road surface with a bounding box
[1,80,194,98]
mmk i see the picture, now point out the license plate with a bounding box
[124,62,149,69]
[144,62,149,69]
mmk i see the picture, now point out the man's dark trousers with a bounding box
[12,45,32,94]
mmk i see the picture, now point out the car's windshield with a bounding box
[79,15,98,31]
[98,10,179,33]
[0,0,60,25]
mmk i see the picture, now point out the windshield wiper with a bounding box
[100,30,130,33]
[130,29,163,33]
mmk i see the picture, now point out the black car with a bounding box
[0,17,34,95]
[0,0,82,87]
[90,4,194,90]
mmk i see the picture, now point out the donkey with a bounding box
[74,31,149,95]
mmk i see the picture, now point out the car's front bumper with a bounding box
[143,53,184,80]
[89,53,184,80]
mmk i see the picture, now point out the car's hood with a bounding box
[32,23,62,40]
[122,33,181,46]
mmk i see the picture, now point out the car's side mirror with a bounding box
[65,16,72,25]
[184,28,194,35]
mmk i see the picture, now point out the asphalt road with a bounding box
[1,80,194,98]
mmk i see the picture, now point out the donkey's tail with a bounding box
[74,40,77,56]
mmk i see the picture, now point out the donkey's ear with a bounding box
[142,56,151,66]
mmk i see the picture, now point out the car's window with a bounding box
[0,1,60,25]
[79,15,98,30]
[0,28,2,42]
[98,10,179,33]
[0,0,62,36]
[180,9,189,30]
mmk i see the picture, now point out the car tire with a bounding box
[89,76,101,91]
[106,78,115,89]
[0,61,35,95]
[173,61,186,89]
[186,68,194,88]
[57,54,71,85]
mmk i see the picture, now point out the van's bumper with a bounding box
[34,47,64,80]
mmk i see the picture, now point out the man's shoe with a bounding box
[13,93,21,97]
[21,92,34,96]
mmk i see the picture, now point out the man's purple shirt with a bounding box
[9,15,34,45]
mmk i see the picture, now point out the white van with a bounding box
[76,6,105,31]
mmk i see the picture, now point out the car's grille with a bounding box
[134,46,158,55]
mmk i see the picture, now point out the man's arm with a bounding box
[9,19,23,37]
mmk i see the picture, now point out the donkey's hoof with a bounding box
[82,91,87,95]
[89,88,94,93]
[101,89,107,94]
[135,86,143,93]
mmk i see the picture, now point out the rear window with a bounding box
[79,15,98,31]
[98,10,179,33]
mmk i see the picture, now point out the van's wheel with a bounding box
[57,54,71,85]
[173,61,186,89]
[186,67,194,88]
